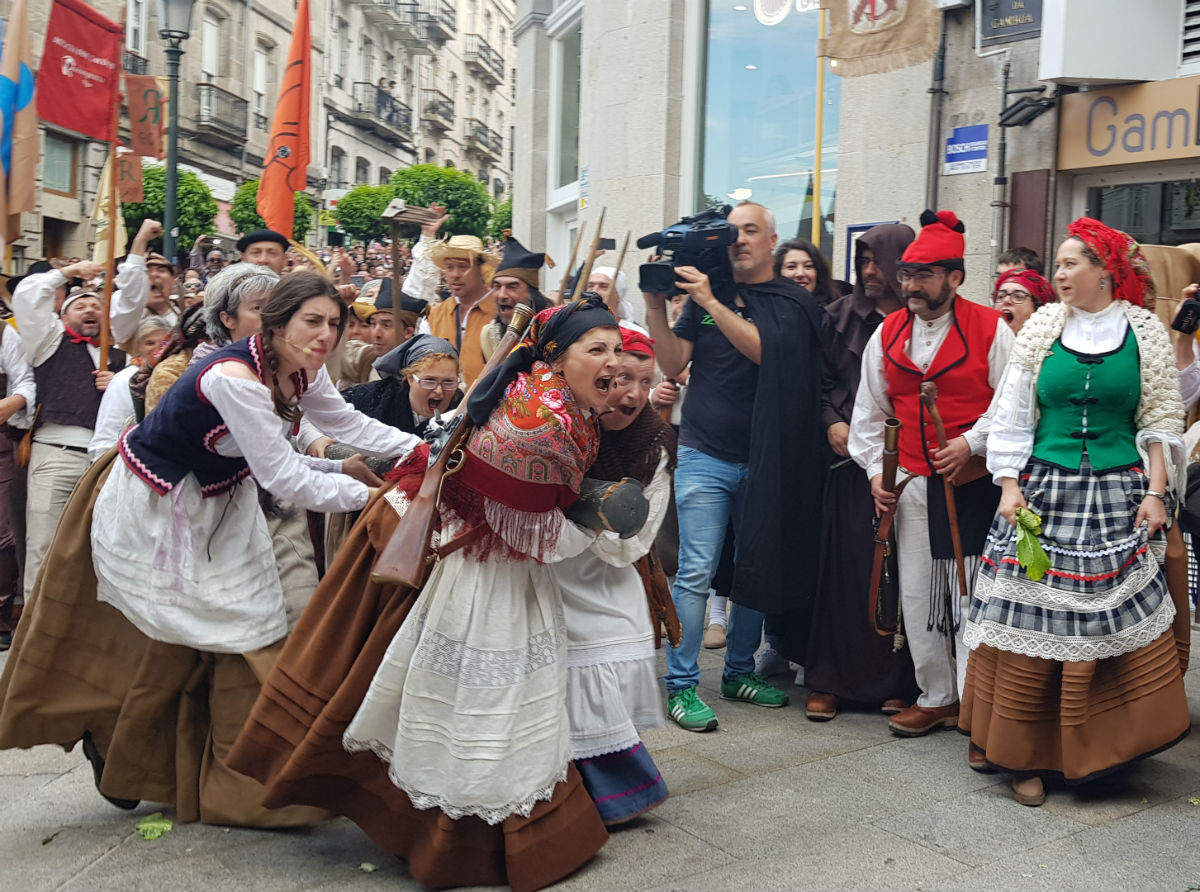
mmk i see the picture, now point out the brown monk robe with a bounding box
[226,458,608,892]
[0,450,324,827]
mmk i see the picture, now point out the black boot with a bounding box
[0,545,17,650]
[80,732,141,810]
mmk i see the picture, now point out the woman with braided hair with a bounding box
[961,218,1191,807]
[0,271,420,827]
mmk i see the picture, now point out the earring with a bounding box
[1099,279,1107,291]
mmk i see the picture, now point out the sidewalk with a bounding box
[2,638,1199,892]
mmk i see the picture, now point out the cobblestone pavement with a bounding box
[3,637,1200,892]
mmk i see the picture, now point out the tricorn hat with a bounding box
[898,210,966,272]
[494,235,551,289]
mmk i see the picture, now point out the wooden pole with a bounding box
[99,115,121,369]
[811,6,826,248]
[613,230,630,281]
[575,206,606,301]
[556,221,587,299]
[390,220,401,299]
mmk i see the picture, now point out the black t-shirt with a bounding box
[674,294,759,463]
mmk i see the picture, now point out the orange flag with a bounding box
[258,0,310,240]
[0,0,38,244]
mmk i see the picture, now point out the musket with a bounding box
[868,418,912,640]
[371,302,537,587]
[920,381,969,601]
[572,206,607,302]
[556,222,587,299]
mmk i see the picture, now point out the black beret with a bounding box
[236,229,289,252]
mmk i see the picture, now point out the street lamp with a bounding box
[157,0,195,264]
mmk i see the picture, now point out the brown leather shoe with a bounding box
[805,691,837,721]
[880,698,909,715]
[1012,777,1045,807]
[968,742,994,772]
[887,703,959,737]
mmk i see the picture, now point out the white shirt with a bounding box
[0,322,35,431]
[986,300,1162,481]
[1178,339,1200,408]
[13,257,150,448]
[848,307,1014,481]
[402,234,439,306]
[87,365,139,461]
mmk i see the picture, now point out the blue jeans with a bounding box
[664,446,766,693]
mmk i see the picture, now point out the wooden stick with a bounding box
[100,8,127,368]
[574,206,606,300]
[919,381,969,600]
[613,230,630,279]
[557,221,587,298]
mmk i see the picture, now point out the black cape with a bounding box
[730,277,824,615]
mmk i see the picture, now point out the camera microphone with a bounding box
[280,337,314,356]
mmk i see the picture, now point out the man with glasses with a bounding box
[849,210,1014,738]
[992,268,1055,334]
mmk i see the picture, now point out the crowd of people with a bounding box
[0,196,1195,889]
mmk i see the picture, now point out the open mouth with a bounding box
[1000,308,1014,322]
[426,396,443,414]
[618,404,638,416]
[595,376,612,393]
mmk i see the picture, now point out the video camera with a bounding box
[637,205,738,295]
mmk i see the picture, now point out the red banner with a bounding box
[125,74,168,159]
[37,0,123,142]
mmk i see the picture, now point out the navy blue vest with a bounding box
[119,336,266,498]
[35,336,126,431]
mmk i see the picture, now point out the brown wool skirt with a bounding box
[0,449,324,827]
[227,477,609,892]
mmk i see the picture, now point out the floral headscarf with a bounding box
[1065,217,1156,309]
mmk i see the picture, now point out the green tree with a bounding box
[389,164,491,238]
[488,196,512,241]
[121,166,218,260]
[335,184,394,243]
[229,178,313,242]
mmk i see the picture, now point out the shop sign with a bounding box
[1059,76,1200,170]
[944,124,989,175]
[978,0,1041,46]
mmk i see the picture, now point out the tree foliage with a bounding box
[230,178,313,241]
[334,184,394,244]
[121,166,218,259]
[488,196,512,241]
[389,164,491,239]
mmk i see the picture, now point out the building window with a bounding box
[337,19,350,89]
[700,4,839,254]
[449,72,458,98]
[554,24,581,189]
[127,0,147,54]
[201,16,220,79]
[43,135,77,196]
[330,148,346,189]
[379,167,391,185]
[253,45,270,128]
[355,156,370,184]
[361,38,374,85]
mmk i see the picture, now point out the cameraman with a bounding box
[644,201,824,732]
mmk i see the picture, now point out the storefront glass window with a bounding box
[1086,181,1200,246]
[700,0,840,257]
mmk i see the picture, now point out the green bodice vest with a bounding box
[1031,327,1141,473]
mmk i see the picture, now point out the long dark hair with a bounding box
[259,271,347,422]
[774,239,835,306]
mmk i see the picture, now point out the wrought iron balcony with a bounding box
[351,81,413,143]
[421,89,454,131]
[415,0,455,43]
[464,34,504,87]
[123,49,150,74]
[464,118,502,161]
[195,83,248,145]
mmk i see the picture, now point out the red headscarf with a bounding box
[993,268,1055,306]
[1065,217,1156,308]
[620,326,655,358]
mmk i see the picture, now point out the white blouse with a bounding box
[201,363,421,513]
[986,300,1171,481]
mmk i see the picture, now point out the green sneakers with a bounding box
[667,686,719,732]
[720,672,789,708]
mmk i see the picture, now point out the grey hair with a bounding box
[136,314,175,338]
[735,200,777,234]
[203,262,279,345]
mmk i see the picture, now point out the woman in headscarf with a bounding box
[554,327,674,825]
[961,218,1191,807]
[0,272,418,827]
[230,295,632,891]
[991,267,1055,334]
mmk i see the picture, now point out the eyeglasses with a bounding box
[992,290,1032,305]
[895,268,945,284]
[414,377,459,391]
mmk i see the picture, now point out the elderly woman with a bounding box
[991,267,1055,334]
[587,266,642,329]
[961,218,1190,807]
[0,272,419,827]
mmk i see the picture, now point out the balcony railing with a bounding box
[123,49,150,74]
[421,89,454,131]
[464,117,502,161]
[195,83,248,145]
[351,81,413,142]
[415,0,455,43]
[464,34,505,86]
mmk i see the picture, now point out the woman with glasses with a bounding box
[991,268,1055,334]
[962,218,1190,807]
[341,333,462,437]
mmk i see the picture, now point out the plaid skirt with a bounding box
[963,458,1176,663]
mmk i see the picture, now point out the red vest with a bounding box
[881,298,1001,476]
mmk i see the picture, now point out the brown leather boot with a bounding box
[887,702,959,737]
